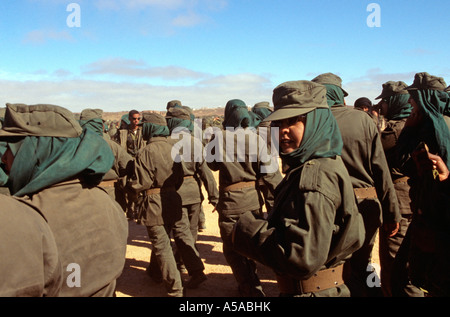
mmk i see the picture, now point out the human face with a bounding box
[129,113,141,129]
[272,115,306,154]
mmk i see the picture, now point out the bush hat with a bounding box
[376,81,409,100]
[0,103,82,138]
[264,80,329,122]
[311,72,348,97]
[406,72,447,91]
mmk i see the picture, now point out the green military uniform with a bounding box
[395,73,450,297]
[233,80,365,297]
[251,102,277,215]
[128,112,186,297]
[0,195,62,296]
[206,99,282,297]
[0,103,128,297]
[374,81,423,297]
[312,73,401,297]
[167,107,219,242]
[79,109,133,209]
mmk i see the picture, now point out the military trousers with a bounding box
[146,225,183,297]
[218,209,265,297]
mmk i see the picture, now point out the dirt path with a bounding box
[115,198,279,297]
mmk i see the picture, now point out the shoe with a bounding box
[184,272,207,289]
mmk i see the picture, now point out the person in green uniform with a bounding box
[232,80,365,297]
[78,109,133,206]
[167,107,219,243]
[311,73,401,297]
[206,99,282,297]
[394,72,450,297]
[251,102,277,216]
[0,103,128,297]
[372,81,423,297]
[128,112,187,297]
[0,194,62,296]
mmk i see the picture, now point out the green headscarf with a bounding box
[252,107,272,121]
[222,99,253,129]
[280,107,343,170]
[142,122,170,140]
[8,129,114,196]
[324,84,345,107]
[78,118,104,136]
[385,94,412,120]
[409,89,450,169]
[0,141,9,186]
[167,117,194,134]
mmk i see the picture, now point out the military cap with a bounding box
[166,107,191,120]
[311,72,349,97]
[264,80,329,122]
[0,103,82,138]
[139,112,167,126]
[253,101,271,109]
[375,81,409,100]
[406,72,447,91]
[445,85,450,93]
[166,100,182,110]
[79,108,104,121]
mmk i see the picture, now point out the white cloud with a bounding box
[0,72,273,113]
[22,29,75,44]
[82,57,210,81]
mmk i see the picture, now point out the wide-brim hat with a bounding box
[0,103,82,138]
[264,80,329,122]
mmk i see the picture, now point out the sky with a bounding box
[0,0,449,113]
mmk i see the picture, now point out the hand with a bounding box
[412,145,449,181]
[428,152,449,181]
[383,222,399,237]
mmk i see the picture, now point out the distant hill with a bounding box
[100,107,226,122]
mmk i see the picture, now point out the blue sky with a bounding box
[0,0,449,113]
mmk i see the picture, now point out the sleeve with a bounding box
[233,190,336,279]
[128,149,154,194]
[369,126,402,224]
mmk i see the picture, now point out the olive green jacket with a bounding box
[332,106,401,225]
[0,195,62,297]
[380,118,412,215]
[20,179,128,297]
[206,128,282,214]
[233,156,365,279]
[170,131,218,206]
[130,136,184,226]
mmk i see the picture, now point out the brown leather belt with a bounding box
[220,181,256,192]
[146,186,176,195]
[393,176,410,184]
[99,179,117,188]
[184,176,194,179]
[276,264,344,295]
[354,187,377,199]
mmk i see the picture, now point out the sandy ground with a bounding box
[115,171,380,298]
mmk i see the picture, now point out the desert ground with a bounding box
[114,170,380,298]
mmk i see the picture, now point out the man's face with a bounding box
[129,113,141,129]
